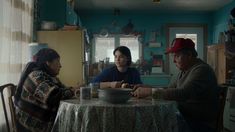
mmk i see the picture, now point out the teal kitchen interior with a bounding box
[36,0,235,86]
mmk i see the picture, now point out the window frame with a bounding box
[92,34,142,64]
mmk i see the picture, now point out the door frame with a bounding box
[165,24,208,74]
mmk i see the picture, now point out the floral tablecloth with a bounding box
[51,98,180,132]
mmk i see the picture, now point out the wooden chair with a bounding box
[216,85,228,132]
[0,83,17,132]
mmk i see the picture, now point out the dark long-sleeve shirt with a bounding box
[92,66,142,84]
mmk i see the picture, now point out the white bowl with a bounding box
[41,21,57,30]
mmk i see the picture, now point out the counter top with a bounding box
[141,74,171,78]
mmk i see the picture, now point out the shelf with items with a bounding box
[148,42,162,48]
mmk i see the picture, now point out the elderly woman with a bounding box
[14,48,78,132]
[92,46,142,88]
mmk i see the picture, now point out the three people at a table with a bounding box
[14,38,219,132]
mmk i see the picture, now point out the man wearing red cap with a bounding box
[133,38,219,132]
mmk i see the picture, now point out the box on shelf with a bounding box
[148,42,161,47]
[151,66,163,73]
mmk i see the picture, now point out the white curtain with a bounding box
[0,0,34,131]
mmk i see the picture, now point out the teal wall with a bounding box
[212,1,235,43]
[38,0,235,58]
[79,12,213,60]
[39,0,66,28]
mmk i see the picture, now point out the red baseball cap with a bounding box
[165,38,195,54]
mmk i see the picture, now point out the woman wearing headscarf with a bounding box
[14,48,78,132]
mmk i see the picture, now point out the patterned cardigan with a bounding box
[16,70,74,132]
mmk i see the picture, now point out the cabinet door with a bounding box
[217,45,226,84]
[207,46,218,76]
[207,44,226,84]
[37,31,84,86]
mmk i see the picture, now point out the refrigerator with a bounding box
[37,30,85,87]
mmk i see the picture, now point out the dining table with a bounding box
[51,98,183,132]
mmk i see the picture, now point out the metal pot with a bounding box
[98,88,132,104]
[40,21,57,30]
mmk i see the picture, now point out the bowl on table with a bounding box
[98,88,132,104]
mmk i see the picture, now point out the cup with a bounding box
[74,89,80,98]
[89,83,99,98]
[80,87,91,100]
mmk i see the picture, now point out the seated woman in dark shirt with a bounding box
[92,46,142,88]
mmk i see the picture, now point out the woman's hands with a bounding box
[110,81,124,88]
[100,80,126,88]
[110,81,133,88]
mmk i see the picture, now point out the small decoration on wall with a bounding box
[150,52,163,74]
[99,28,109,37]
[122,19,134,35]
[149,31,157,42]
[148,42,161,47]
[150,52,163,67]
[148,29,161,47]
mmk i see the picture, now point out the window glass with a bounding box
[120,37,140,63]
[94,36,141,63]
[94,37,115,62]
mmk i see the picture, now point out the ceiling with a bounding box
[75,0,233,14]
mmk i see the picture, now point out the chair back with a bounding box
[0,83,17,132]
[15,62,37,102]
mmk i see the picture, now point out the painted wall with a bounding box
[37,0,235,59]
[212,1,235,43]
[38,0,66,28]
[79,12,213,60]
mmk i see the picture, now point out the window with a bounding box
[176,34,197,50]
[120,37,140,62]
[94,35,141,63]
[94,37,115,62]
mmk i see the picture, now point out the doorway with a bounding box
[166,24,207,84]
